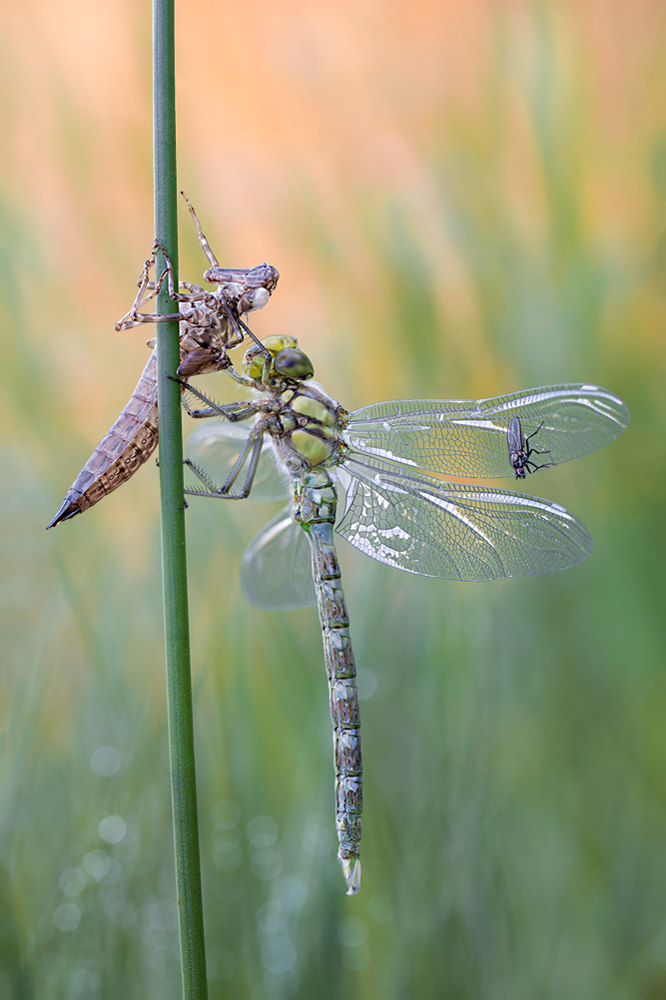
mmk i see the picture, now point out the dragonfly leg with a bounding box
[153,240,236,306]
[137,282,210,302]
[218,311,272,382]
[171,377,259,422]
[180,191,220,269]
[220,306,272,361]
[116,308,194,330]
[115,243,206,331]
[184,427,264,500]
[152,240,215,304]
[225,365,263,391]
[216,306,245,352]
[178,281,210,296]
[183,399,257,420]
[115,244,166,330]
[142,279,201,293]
[116,239,221,331]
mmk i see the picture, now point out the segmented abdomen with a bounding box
[47,350,160,528]
[298,470,363,894]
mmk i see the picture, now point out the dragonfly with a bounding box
[47,199,279,529]
[177,335,630,893]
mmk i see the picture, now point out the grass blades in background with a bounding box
[1,3,664,998]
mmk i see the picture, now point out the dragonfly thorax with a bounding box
[259,381,348,475]
[240,336,346,472]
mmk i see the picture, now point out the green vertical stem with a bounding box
[153,0,209,996]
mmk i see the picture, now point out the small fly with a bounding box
[507,417,553,478]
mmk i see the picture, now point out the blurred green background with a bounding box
[1,1,665,997]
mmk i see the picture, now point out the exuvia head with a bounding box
[243,335,314,382]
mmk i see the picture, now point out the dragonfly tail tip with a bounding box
[342,858,361,895]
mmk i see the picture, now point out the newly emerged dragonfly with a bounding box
[178,336,629,892]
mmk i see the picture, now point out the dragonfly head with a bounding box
[273,347,314,381]
[243,335,314,383]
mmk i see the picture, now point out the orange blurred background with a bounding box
[4,0,665,410]
[2,2,666,997]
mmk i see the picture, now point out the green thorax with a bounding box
[276,384,348,473]
[238,335,349,478]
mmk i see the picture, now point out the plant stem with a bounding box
[153,0,209,995]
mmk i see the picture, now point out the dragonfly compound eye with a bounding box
[274,348,314,380]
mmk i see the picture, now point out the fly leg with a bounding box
[524,421,553,471]
[525,459,554,473]
[525,420,551,456]
[184,425,265,500]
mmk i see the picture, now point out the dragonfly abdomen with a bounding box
[297,471,363,895]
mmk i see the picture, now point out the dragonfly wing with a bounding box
[345,384,629,478]
[187,420,288,501]
[335,456,592,581]
[241,507,317,611]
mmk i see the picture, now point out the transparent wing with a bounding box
[241,507,316,611]
[335,456,592,582]
[186,423,311,609]
[186,420,288,501]
[345,384,629,479]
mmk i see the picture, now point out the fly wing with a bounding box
[335,456,592,582]
[241,507,317,611]
[186,420,288,501]
[345,384,629,479]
